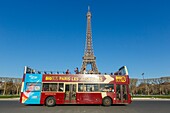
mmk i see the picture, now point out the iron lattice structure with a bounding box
[80,6,99,74]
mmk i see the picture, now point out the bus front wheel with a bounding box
[45,96,56,107]
[102,97,112,106]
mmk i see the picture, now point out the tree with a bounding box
[129,79,138,95]
[14,82,21,95]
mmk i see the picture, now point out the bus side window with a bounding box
[83,84,99,92]
[43,83,49,91]
[78,83,84,92]
[58,83,64,92]
[100,84,114,92]
[92,84,99,91]
[49,83,57,91]
[99,84,106,92]
[83,86,86,92]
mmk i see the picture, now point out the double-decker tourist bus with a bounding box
[20,66,132,106]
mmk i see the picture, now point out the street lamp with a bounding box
[142,73,149,95]
[142,73,146,95]
[142,73,145,80]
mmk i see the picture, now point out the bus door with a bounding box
[64,84,77,103]
[116,84,128,103]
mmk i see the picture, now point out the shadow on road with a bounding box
[24,104,126,107]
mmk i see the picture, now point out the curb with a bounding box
[132,98,170,101]
[0,98,20,101]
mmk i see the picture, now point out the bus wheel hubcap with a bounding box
[105,99,110,105]
[48,99,53,104]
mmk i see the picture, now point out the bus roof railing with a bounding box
[24,66,129,76]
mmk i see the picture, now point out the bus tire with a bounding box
[45,96,56,107]
[102,97,112,107]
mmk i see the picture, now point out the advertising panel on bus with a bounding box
[42,74,117,83]
[21,74,42,104]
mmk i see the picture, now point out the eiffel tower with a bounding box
[80,6,99,74]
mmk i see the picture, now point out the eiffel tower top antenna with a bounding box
[80,6,99,74]
[88,5,90,11]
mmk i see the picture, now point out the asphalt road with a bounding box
[0,100,170,113]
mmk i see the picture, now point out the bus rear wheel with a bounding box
[45,96,56,107]
[102,97,112,106]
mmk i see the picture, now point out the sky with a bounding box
[0,0,170,79]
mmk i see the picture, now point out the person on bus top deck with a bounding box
[66,69,70,74]
[74,67,79,74]
[83,68,87,74]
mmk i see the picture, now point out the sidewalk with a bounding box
[132,98,170,101]
[0,98,19,101]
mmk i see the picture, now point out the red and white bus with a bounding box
[20,66,132,106]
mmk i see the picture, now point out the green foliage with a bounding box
[0,95,20,98]
[132,95,170,99]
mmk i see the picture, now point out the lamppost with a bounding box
[142,73,145,80]
[142,73,146,95]
[142,73,149,95]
